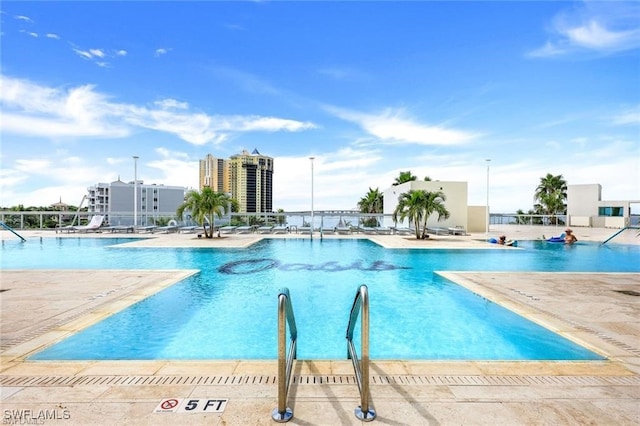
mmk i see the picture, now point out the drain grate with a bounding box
[1,374,639,388]
[614,290,640,296]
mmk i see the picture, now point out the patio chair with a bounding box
[63,215,105,233]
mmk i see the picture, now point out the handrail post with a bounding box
[346,285,376,422]
[272,288,296,423]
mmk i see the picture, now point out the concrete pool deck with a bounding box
[1,226,638,425]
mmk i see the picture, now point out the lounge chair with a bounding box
[273,225,289,234]
[360,227,377,234]
[258,225,274,234]
[448,226,466,235]
[104,225,134,233]
[336,226,351,234]
[321,227,335,234]
[136,225,157,233]
[298,226,311,234]
[374,227,392,235]
[236,225,253,234]
[427,227,449,235]
[59,215,105,233]
[219,226,237,234]
[178,225,198,234]
[394,227,413,235]
[156,224,178,233]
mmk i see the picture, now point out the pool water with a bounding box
[3,238,637,360]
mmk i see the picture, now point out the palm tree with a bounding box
[176,187,231,238]
[534,173,567,224]
[392,171,417,186]
[358,187,383,227]
[393,190,450,239]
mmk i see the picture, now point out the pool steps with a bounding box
[273,285,376,423]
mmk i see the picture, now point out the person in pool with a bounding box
[497,235,515,246]
[564,228,578,244]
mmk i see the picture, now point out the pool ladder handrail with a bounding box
[346,284,376,421]
[0,221,26,242]
[601,226,640,245]
[272,288,298,423]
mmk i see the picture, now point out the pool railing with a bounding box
[0,221,26,242]
[346,285,376,422]
[272,288,298,423]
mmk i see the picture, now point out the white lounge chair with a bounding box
[60,215,105,233]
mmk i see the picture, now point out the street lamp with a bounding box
[133,156,139,228]
[310,157,315,239]
[486,159,491,235]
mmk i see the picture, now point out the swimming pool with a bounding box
[3,238,638,360]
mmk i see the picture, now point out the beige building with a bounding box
[201,149,274,214]
[199,154,229,193]
[228,149,274,213]
[383,181,486,232]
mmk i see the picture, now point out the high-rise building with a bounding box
[199,154,229,193]
[228,149,274,213]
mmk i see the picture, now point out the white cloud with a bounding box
[0,76,129,138]
[0,155,122,208]
[116,50,127,56]
[155,48,170,57]
[147,148,199,190]
[611,107,640,125]
[73,48,95,60]
[19,30,38,37]
[234,116,316,132]
[0,75,317,145]
[14,15,33,23]
[45,33,60,39]
[89,48,105,58]
[529,3,640,57]
[155,98,189,110]
[326,106,477,146]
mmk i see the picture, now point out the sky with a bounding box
[1,0,639,213]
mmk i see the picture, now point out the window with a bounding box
[599,206,623,217]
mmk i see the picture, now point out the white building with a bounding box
[382,181,487,232]
[87,179,187,226]
[567,184,639,228]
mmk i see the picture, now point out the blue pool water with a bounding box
[3,238,638,361]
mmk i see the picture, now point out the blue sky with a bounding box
[1,1,638,213]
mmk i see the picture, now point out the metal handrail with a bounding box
[0,221,26,242]
[272,288,297,423]
[346,285,376,421]
[601,226,640,245]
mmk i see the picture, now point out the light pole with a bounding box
[133,156,139,228]
[310,157,315,239]
[486,159,491,235]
